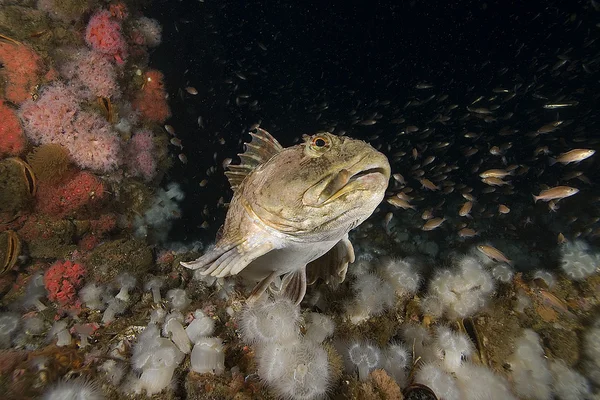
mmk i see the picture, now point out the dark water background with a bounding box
[142,0,600,249]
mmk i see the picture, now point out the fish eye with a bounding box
[311,135,330,149]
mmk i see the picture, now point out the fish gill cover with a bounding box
[0,0,599,399]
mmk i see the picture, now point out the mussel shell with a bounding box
[403,383,438,400]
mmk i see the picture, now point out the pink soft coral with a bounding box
[130,17,162,47]
[0,100,26,157]
[19,83,122,172]
[85,10,127,64]
[18,82,81,145]
[132,70,171,123]
[59,48,121,99]
[68,112,122,172]
[0,42,46,104]
[125,130,157,180]
[36,170,105,217]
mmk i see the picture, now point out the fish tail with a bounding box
[548,157,557,166]
[532,194,539,203]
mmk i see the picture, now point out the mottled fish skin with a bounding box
[181,130,390,305]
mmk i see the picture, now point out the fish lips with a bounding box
[303,162,390,207]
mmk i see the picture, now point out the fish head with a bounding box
[247,133,390,239]
[566,187,580,196]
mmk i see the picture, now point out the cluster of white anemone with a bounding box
[345,257,422,324]
[238,296,334,400]
[560,239,600,280]
[422,255,495,319]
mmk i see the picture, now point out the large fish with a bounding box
[181,129,390,304]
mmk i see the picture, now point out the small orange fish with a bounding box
[422,217,445,231]
[419,178,440,191]
[481,177,509,186]
[479,169,512,179]
[477,245,512,265]
[387,197,415,210]
[551,149,595,165]
[164,125,175,135]
[421,209,434,220]
[392,173,406,185]
[459,201,473,217]
[170,137,183,148]
[533,186,579,203]
[458,228,478,238]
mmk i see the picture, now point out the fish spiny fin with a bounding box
[180,237,274,278]
[280,268,308,305]
[306,234,355,285]
[225,128,284,191]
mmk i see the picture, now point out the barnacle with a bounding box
[97,96,116,123]
[0,230,21,275]
[0,157,36,212]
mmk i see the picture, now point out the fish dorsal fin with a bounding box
[225,128,284,191]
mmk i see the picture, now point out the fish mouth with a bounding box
[311,164,390,206]
[348,166,389,183]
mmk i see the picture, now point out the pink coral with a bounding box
[68,112,122,172]
[16,215,57,242]
[44,260,86,307]
[90,213,116,234]
[36,171,105,217]
[109,2,129,20]
[85,10,127,64]
[78,214,116,251]
[125,130,157,180]
[0,100,26,157]
[19,84,122,172]
[19,82,81,145]
[0,42,46,104]
[78,233,100,251]
[132,70,171,123]
[130,17,162,47]
[59,48,121,99]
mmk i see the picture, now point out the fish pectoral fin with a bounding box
[180,238,274,278]
[280,268,307,305]
[246,270,279,305]
[306,234,355,285]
